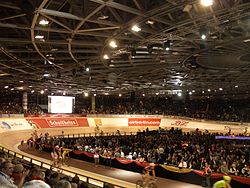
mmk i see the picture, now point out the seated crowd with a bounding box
[36,128,250,178]
[0,149,114,188]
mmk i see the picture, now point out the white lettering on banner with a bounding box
[224,126,247,131]
[171,120,189,127]
[47,119,78,127]
[129,120,160,125]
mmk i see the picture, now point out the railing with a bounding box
[0,145,126,188]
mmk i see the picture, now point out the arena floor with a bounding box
[0,129,203,188]
[19,145,202,188]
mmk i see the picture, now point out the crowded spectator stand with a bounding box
[35,128,250,188]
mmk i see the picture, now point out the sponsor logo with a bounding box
[224,126,247,131]
[171,120,189,127]
[1,121,11,129]
[128,118,161,126]
[46,119,79,127]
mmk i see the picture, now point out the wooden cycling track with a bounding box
[0,128,202,188]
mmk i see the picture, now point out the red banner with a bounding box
[26,118,89,128]
[128,118,161,126]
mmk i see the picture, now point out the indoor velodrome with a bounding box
[0,0,250,188]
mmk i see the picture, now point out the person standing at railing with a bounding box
[93,151,100,167]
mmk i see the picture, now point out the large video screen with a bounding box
[48,96,75,113]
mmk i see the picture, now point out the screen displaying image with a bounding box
[48,96,75,113]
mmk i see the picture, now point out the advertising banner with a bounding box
[0,119,32,132]
[26,118,89,128]
[128,118,161,126]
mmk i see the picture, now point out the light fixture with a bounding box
[155,93,159,95]
[201,34,206,40]
[29,85,32,88]
[85,67,90,72]
[11,88,14,91]
[177,92,182,97]
[31,90,35,93]
[109,40,117,48]
[200,0,213,7]
[19,80,24,83]
[118,94,122,97]
[163,41,171,51]
[43,73,50,77]
[40,90,44,94]
[189,91,192,95]
[235,85,238,88]
[146,20,154,25]
[103,54,109,59]
[93,94,97,96]
[35,35,44,39]
[219,88,223,91]
[208,89,211,92]
[63,92,66,95]
[39,19,49,25]
[192,90,195,93]
[131,25,141,32]
[202,91,205,93]
[4,86,8,89]
[84,92,89,97]
[142,93,145,96]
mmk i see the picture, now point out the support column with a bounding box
[91,95,95,112]
[22,91,28,112]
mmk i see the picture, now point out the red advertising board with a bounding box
[128,118,161,126]
[26,118,89,128]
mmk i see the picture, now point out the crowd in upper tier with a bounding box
[37,128,250,178]
[1,97,250,122]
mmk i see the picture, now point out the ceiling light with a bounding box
[4,86,8,89]
[235,85,238,88]
[163,41,171,51]
[131,25,141,32]
[243,39,250,43]
[11,88,14,91]
[84,92,89,97]
[31,90,34,93]
[208,89,211,92]
[63,92,66,95]
[200,0,213,7]
[177,92,182,97]
[109,40,117,48]
[142,93,145,96]
[93,94,97,96]
[201,34,206,40]
[103,54,109,59]
[85,67,90,72]
[43,73,50,77]
[40,90,44,94]
[219,88,223,91]
[155,93,159,95]
[104,92,109,95]
[202,91,205,93]
[29,85,32,88]
[19,80,24,83]
[189,91,192,95]
[119,94,122,97]
[192,90,195,93]
[146,20,154,25]
[35,35,44,39]
[39,19,49,25]
[97,15,109,20]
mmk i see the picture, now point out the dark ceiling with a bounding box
[0,0,250,97]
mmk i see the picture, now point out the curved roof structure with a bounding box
[0,0,250,97]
